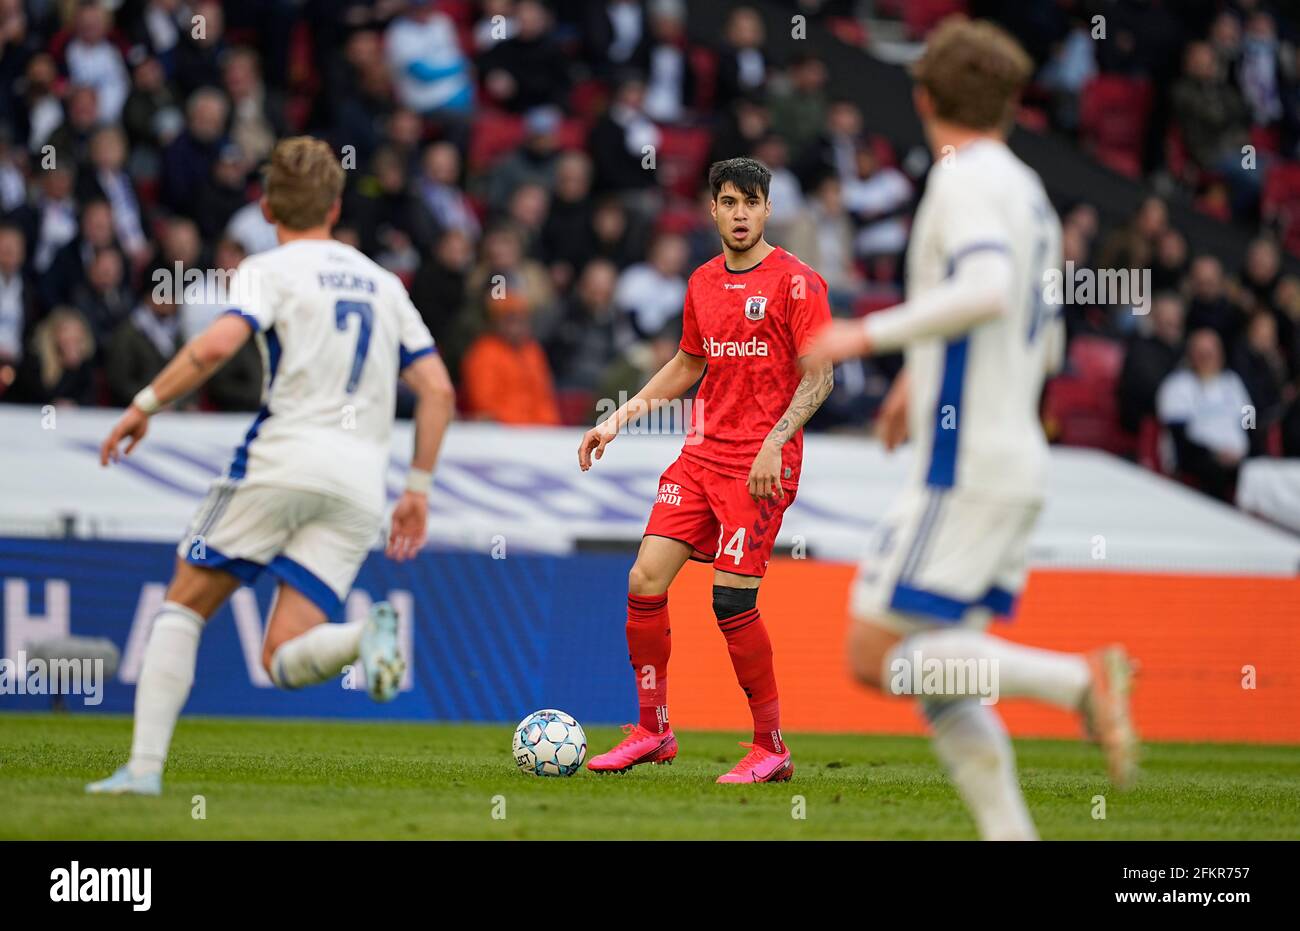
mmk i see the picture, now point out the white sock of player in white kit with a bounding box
[922,699,1038,841]
[127,601,205,777]
[889,629,1091,709]
[268,621,365,690]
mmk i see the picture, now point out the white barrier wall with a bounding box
[0,405,1296,574]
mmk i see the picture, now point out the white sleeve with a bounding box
[223,259,278,332]
[864,247,1014,352]
[397,290,436,371]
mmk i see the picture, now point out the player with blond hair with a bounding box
[87,137,455,795]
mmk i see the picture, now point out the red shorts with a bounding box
[644,456,796,578]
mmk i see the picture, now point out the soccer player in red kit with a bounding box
[577,158,833,782]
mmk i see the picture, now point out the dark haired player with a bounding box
[578,158,833,783]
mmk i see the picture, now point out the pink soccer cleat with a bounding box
[587,724,678,773]
[716,742,794,784]
[1080,645,1140,790]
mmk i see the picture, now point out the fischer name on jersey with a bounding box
[678,246,831,487]
[900,139,1064,500]
[221,239,436,516]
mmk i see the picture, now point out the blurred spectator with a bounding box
[540,151,595,287]
[161,88,229,215]
[596,319,681,420]
[1151,228,1189,294]
[464,224,556,340]
[547,257,623,391]
[1098,196,1167,273]
[194,145,252,240]
[1171,42,1258,217]
[47,85,102,168]
[1184,255,1243,350]
[65,3,129,123]
[416,141,480,243]
[795,99,863,190]
[105,290,182,407]
[222,47,283,166]
[1038,17,1097,131]
[346,145,437,265]
[505,181,551,260]
[768,53,830,161]
[588,194,646,268]
[122,55,182,154]
[485,106,562,212]
[19,54,62,153]
[1232,311,1290,452]
[13,307,96,406]
[80,126,149,266]
[751,135,802,238]
[481,0,569,112]
[1118,292,1186,434]
[1157,328,1252,500]
[72,247,132,346]
[332,30,395,164]
[781,174,859,309]
[42,199,121,312]
[589,74,659,196]
[24,166,79,276]
[584,0,648,77]
[0,224,35,388]
[178,236,246,340]
[615,232,687,340]
[716,6,767,109]
[843,140,912,262]
[385,0,474,122]
[174,0,226,95]
[461,294,560,425]
[709,94,772,169]
[1237,12,1284,129]
[640,0,694,124]
[410,228,473,379]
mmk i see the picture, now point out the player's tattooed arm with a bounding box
[764,359,834,449]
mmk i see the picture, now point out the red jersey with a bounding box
[678,246,831,488]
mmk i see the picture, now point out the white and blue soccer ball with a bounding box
[513,709,587,777]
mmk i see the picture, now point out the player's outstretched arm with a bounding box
[578,349,706,470]
[747,357,834,501]
[99,314,253,466]
[810,250,1015,364]
[388,352,455,561]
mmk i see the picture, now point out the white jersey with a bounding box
[222,239,435,517]
[900,140,1063,501]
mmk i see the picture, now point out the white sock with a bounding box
[268,621,364,690]
[887,629,1090,709]
[923,700,1037,841]
[128,602,205,777]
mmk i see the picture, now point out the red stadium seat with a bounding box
[688,46,719,113]
[556,389,595,427]
[569,79,608,123]
[1068,335,1124,384]
[904,0,968,40]
[1079,76,1153,179]
[1262,161,1300,258]
[655,125,713,198]
[468,111,526,172]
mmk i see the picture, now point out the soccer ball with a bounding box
[513,709,587,777]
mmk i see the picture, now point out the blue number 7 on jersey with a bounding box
[334,300,373,393]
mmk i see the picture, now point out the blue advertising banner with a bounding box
[0,538,636,726]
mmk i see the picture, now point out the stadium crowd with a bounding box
[0,0,1296,505]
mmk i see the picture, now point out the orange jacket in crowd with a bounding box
[460,333,562,425]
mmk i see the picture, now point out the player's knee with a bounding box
[712,584,757,622]
[627,562,666,595]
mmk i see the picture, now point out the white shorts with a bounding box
[177,480,382,619]
[850,486,1041,635]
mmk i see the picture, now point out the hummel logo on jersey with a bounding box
[704,336,769,357]
[744,296,767,320]
[723,282,746,290]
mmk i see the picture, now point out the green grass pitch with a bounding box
[2,713,1297,839]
